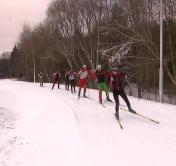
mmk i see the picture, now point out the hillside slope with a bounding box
[0,80,176,166]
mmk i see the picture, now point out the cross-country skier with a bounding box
[65,69,70,90]
[78,65,89,98]
[52,70,61,90]
[69,68,77,93]
[110,67,136,119]
[93,65,112,104]
[0,73,3,79]
[38,72,44,87]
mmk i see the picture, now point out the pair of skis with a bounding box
[78,96,159,129]
[78,95,94,100]
[115,108,160,129]
[78,96,107,108]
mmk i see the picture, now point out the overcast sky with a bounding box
[0,0,52,55]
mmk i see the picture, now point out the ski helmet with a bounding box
[97,65,101,70]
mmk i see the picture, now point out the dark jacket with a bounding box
[95,69,106,83]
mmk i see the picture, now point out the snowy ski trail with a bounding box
[0,80,176,166]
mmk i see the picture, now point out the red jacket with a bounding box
[53,72,61,82]
[110,71,126,91]
[78,67,91,80]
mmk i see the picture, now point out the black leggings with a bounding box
[113,90,131,113]
[52,81,60,89]
[65,79,69,90]
[70,79,76,93]
[40,80,43,87]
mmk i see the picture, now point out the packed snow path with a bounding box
[0,80,176,166]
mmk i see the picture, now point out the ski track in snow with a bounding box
[0,80,176,166]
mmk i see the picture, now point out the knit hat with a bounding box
[112,67,118,71]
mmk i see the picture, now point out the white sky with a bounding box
[0,0,52,55]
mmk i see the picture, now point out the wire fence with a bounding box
[125,83,176,105]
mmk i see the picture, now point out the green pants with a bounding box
[97,82,109,99]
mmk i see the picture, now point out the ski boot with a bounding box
[99,98,102,104]
[83,94,87,98]
[107,97,112,102]
[78,91,81,99]
[128,108,136,114]
[115,112,119,120]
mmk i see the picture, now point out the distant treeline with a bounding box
[1,0,176,100]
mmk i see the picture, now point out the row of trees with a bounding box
[4,0,176,102]
[0,52,10,78]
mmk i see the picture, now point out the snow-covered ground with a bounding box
[0,80,176,166]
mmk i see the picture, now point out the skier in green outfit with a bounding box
[93,65,112,104]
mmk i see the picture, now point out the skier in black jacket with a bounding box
[69,68,77,93]
[38,72,44,87]
[110,68,136,119]
[65,69,70,90]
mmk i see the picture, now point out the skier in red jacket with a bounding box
[52,70,61,90]
[78,65,89,98]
